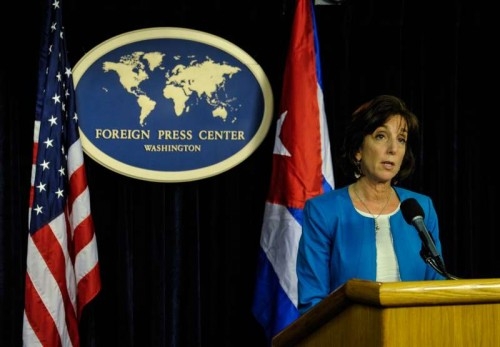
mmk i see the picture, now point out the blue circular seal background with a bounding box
[73,27,273,182]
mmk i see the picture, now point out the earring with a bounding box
[354,160,361,179]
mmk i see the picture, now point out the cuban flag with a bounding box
[251,0,334,342]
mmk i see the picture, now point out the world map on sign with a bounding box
[73,28,273,183]
[102,52,242,126]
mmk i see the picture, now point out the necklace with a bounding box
[353,186,391,232]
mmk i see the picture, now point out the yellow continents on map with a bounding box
[102,51,241,126]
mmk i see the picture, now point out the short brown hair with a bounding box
[339,95,420,184]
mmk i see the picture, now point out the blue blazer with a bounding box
[297,186,446,314]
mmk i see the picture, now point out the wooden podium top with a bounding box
[272,278,500,347]
[344,277,500,306]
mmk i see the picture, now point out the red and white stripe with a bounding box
[24,120,100,347]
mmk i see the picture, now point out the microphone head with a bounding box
[401,198,425,224]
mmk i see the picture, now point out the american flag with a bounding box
[251,0,334,342]
[23,0,101,345]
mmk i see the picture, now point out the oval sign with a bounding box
[73,27,273,182]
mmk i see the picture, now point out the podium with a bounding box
[272,278,500,347]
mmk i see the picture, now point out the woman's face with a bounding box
[355,115,408,184]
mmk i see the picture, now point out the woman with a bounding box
[296,95,446,314]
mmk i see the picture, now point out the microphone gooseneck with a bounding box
[401,198,459,280]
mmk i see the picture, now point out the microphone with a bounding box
[400,198,441,259]
[400,198,459,279]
